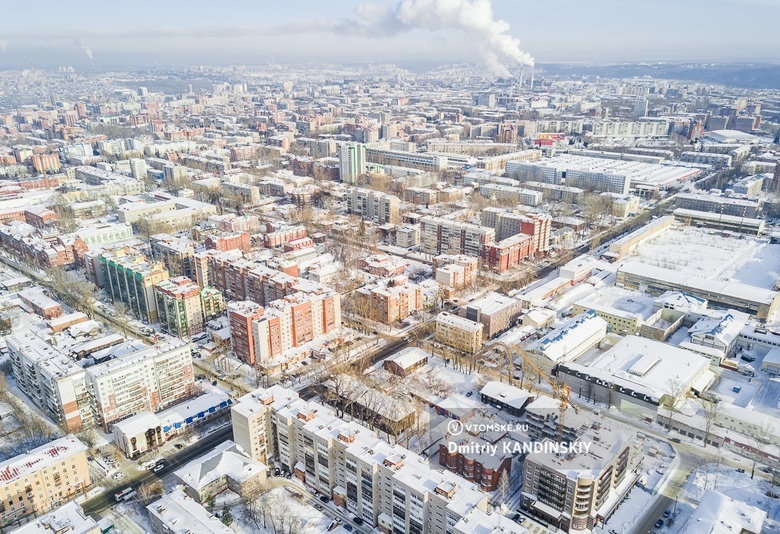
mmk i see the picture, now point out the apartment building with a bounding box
[460,292,522,338]
[339,142,367,185]
[480,208,552,251]
[85,339,196,431]
[228,301,265,364]
[251,290,341,370]
[420,217,495,257]
[205,231,251,253]
[433,255,478,290]
[100,248,170,322]
[347,187,400,224]
[520,423,637,532]
[8,333,91,432]
[356,276,422,325]
[435,312,484,354]
[0,437,91,528]
[154,277,224,338]
[149,233,195,279]
[482,233,535,273]
[263,225,306,248]
[231,386,489,534]
[478,183,542,206]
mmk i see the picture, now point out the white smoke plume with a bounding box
[339,0,534,76]
[77,39,93,62]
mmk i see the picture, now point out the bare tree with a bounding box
[113,301,133,335]
[137,478,164,504]
[746,421,775,479]
[699,398,722,447]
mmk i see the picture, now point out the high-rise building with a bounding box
[100,249,170,322]
[85,339,195,431]
[231,385,489,534]
[338,142,366,185]
[154,277,224,338]
[129,158,147,180]
[228,301,265,364]
[347,187,401,224]
[420,217,495,257]
[520,424,636,532]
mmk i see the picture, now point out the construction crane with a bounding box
[493,341,579,442]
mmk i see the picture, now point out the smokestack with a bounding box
[530,66,535,90]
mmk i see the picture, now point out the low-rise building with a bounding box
[11,502,100,534]
[148,488,235,534]
[435,312,483,354]
[0,437,91,527]
[174,441,267,503]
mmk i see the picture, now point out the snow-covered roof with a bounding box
[620,262,778,306]
[527,309,608,363]
[0,437,86,484]
[174,440,266,491]
[572,336,711,400]
[11,502,99,534]
[681,490,766,534]
[385,346,429,370]
[480,381,533,410]
[147,487,233,534]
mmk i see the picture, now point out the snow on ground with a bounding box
[630,226,759,278]
[625,226,780,290]
[223,487,334,534]
[664,462,780,534]
[725,242,780,290]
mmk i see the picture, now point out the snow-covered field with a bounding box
[627,226,780,287]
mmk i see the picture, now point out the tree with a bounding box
[699,398,722,447]
[661,378,688,412]
[497,469,511,506]
[746,421,775,479]
[137,478,164,504]
[113,301,133,335]
[221,505,233,526]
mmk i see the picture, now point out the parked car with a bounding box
[663,510,671,518]
[319,495,329,503]
[153,464,164,473]
[655,519,664,528]
[173,443,184,450]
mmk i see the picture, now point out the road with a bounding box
[82,426,233,516]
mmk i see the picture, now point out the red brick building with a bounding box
[438,435,513,492]
[228,301,265,364]
[482,233,534,273]
[205,231,251,253]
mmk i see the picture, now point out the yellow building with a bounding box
[0,437,91,527]
[435,312,483,354]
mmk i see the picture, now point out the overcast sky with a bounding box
[1,0,778,70]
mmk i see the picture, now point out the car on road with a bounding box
[669,437,681,443]
[663,509,671,518]
[112,472,125,480]
[308,488,316,495]
[114,488,134,502]
[343,526,353,532]
[274,468,281,476]
[465,391,473,397]
[353,516,364,526]
[319,495,329,503]
[315,504,323,510]
[153,464,164,473]
[173,443,184,450]
[736,468,746,473]
[655,519,664,528]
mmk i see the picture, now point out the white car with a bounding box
[112,472,126,480]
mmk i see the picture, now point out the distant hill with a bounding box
[539,63,780,89]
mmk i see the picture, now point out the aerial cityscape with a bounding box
[0,1,780,533]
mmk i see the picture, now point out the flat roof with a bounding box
[147,488,233,534]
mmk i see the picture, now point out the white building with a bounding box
[148,488,235,534]
[526,310,608,371]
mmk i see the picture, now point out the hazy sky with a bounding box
[1,0,778,70]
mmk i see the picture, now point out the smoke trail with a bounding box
[77,39,93,62]
[341,0,534,76]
